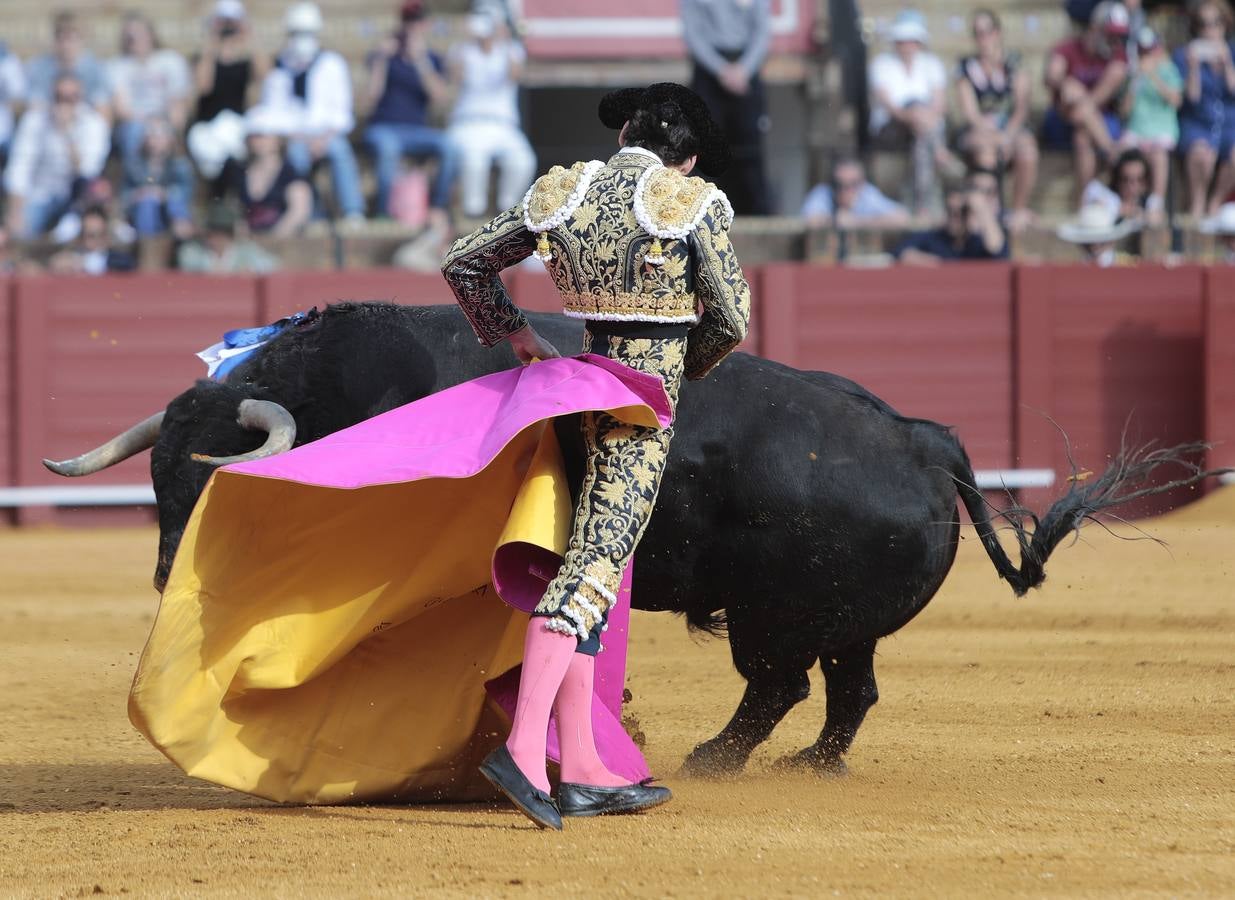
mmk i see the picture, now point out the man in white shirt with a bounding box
[261,2,365,220]
[3,74,110,239]
[446,12,535,217]
[868,10,958,213]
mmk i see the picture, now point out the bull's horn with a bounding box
[190,399,297,466]
[43,412,166,477]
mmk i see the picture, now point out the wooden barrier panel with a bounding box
[1014,265,1206,516]
[758,263,1016,470]
[1205,268,1235,473]
[259,269,457,322]
[12,274,261,524]
[0,278,12,489]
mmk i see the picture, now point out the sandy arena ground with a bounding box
[2,492,1234,898]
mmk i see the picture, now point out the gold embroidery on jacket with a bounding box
[536,333,687,639]
[441,205,533,347]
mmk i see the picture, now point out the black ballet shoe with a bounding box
[558,780,673,817]
[479,745,563,831]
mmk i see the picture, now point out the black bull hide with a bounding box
[127,302,1219,775]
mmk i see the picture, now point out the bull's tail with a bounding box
[951,440,1231,597]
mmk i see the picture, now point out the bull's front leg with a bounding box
[680,609,816,776]
[681,669,812,776]
[780,639,878,776]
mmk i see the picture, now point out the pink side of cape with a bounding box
[227,354,673,486]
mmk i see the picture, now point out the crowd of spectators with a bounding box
[0,0,540,275]
[801,0,1235,265]
[6,0,1235,275]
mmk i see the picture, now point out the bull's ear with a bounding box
[44,412,166,476]
[190,400,297,466]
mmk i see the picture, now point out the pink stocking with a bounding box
[554,652,629,787]
[505,618,576,793]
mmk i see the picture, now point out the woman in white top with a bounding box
[447,12,536,217]
[868,10,959,213]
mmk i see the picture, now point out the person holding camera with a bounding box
[362,0,457,230]
[187,1,269,181]
[893,179,1007,265]
[1175,0,1235,219]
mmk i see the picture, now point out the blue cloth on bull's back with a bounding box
[203,310,312,381]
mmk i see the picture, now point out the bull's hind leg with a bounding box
[781,639,878,776]
[680,610,815,776]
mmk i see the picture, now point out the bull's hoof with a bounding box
[775,747,848,777]
[679,739,749,778]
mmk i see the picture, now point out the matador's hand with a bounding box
[507,325,562,365]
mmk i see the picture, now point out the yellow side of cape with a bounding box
[128,423,574,805]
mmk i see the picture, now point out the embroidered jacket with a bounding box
[441,147,751,379]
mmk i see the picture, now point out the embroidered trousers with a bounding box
[533,330,686,654]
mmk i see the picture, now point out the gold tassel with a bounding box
[645,237,665,265]
[535,232,552,262]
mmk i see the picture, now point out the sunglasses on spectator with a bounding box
[82,228,108,240]
[1200,14,1224,27]
[835,178,863,191]
[54,92,81,104]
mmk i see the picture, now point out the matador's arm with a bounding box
[441,205,537,347]
[685,198,751,379]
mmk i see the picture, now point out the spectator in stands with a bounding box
[955,9,1038,230]
[681,0,773,214]
[214,105,313,237]
[25,12,110,111]
[800,155,910,228]
[1082,148,1152,224]
[1056,201,1140,265]
[121,116,195,239]
[0,41,27,165]
[1043,1,1130,203]
[3,74,109,239]
[47,205,138,274]
[1120,26,1181,222]
[108,12,192,173]
[868,10,960,215]
[261,2,365,222]
[177,201,278,273]
[446,11,535,218]
[1175,0,1235,220]
[363,0,457,230]
[893,181,1007,264]
[187,0,269,181]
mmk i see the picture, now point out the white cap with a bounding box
[887,10,929,44]
[1057,203,1140,244]
[245,104,294,136]
[214,0,246,20]
[468,13,496,38]
[284,1,323,33]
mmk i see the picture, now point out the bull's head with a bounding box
[43,380,297,592]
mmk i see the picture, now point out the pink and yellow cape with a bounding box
[128,355,673,804]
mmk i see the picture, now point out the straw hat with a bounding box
[1057,203,1141,244]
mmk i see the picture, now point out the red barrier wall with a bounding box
[0,276,12,490]
[1206,268,1235,473]
[2,265,1229,527]
[11,275,261,524]
[758,263,1016,470]
[1014,266,1207,516]
[260,269,454,321]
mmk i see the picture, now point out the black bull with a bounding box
[46,302,1221,775]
